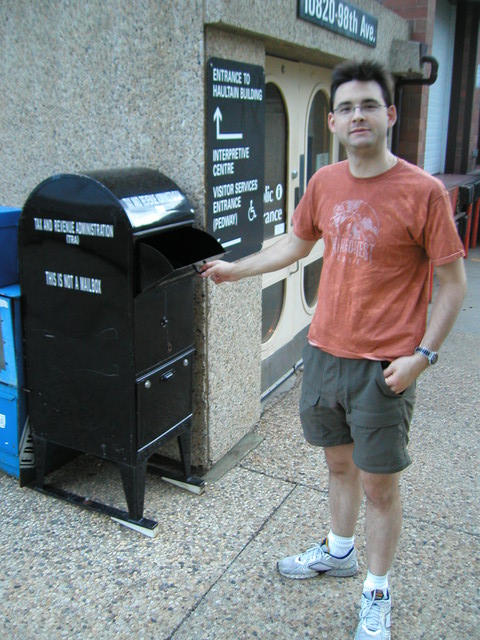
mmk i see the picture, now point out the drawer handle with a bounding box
[161,370,175,381]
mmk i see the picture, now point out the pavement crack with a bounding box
[167,482,298,639]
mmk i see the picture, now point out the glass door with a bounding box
[261,57,340,396]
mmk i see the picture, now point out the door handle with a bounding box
[288,261,299,275]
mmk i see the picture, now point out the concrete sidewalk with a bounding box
[1,249,479,639]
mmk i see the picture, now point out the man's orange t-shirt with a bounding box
[292,159,465,361]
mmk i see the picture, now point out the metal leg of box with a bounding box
[118,459,148,522]
[147,425,206,495]
[32,435,48,487]
[178,429,192,476]
[34,483,159,537]
[28,426,204,535]
[30,435,158,536]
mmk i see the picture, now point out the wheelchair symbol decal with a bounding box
[248,200,257,222]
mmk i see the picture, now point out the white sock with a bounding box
[327,530,355,558]
[363,570,389,594]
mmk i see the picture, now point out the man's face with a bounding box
[328,80,397,153]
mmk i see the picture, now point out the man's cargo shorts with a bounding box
[299,344,416,474]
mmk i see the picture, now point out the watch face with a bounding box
[430,352,438,364]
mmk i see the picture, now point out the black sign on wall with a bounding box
[206,58,265,261]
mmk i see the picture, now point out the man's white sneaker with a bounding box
[277,538,358,579]
[354,589,391,639]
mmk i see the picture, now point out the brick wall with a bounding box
[472,44,480,172]
[446,3,480,174]
[380,0,437,167]
[384,0,480,174]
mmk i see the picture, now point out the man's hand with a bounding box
[384,257,467,394]
[199,260,238,284]
[383,354,428,394]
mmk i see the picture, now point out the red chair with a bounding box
[470,198,479,249]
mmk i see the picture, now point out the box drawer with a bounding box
[136,348,194,450]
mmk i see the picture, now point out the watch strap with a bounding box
[414,346,438,365]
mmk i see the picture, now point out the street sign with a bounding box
[206,58,265,261]
[298,0,377,48]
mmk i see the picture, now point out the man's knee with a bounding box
[324,443,357,476]
[361,471,400,507]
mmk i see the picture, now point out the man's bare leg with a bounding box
[361,471,402,576]
[324,444,363,538]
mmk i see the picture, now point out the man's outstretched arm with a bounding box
[200,232,317,284]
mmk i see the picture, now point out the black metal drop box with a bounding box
[19,168,223,534]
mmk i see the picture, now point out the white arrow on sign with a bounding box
[213,107,243,141]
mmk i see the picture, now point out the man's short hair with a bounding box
[330,60,395,112]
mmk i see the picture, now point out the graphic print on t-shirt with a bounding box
[330,199,380,265]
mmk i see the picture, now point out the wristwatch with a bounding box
[414,346,439,365]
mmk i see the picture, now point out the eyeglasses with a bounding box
[333,101,388,117]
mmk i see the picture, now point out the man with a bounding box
[201,60,466,639]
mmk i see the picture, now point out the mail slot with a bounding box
[19,168,223,525]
